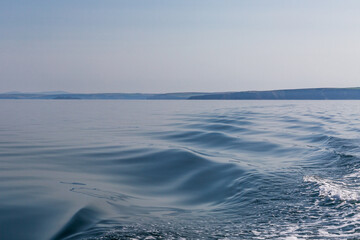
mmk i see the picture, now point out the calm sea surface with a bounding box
[1,100,360,239]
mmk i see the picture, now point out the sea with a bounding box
[1,100,360,240]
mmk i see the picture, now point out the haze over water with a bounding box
[2,100,360,239]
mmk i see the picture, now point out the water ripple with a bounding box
[2,100,360,239]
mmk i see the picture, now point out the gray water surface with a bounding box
[1,100,360,239]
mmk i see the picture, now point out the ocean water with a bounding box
[1,100,360,239]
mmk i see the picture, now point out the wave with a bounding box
[4,100,360,239]
[49,103,360,239]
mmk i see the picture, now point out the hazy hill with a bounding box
[2,88,360,100]
[188,88,360,100]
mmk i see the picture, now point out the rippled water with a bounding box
[1,100,360,239]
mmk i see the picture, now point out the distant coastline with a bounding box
[2,88,360,100]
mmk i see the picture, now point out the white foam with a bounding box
[345,170,360,180]
[303,175,360,201]
[283,236,301,240]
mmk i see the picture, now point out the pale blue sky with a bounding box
[1,0,360,93]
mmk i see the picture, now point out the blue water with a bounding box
[1,100,360,239]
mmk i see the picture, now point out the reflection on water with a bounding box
[1,100,360,239]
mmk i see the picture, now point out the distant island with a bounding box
[2,88,360,100]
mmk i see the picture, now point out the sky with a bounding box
[1,0,360,93]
